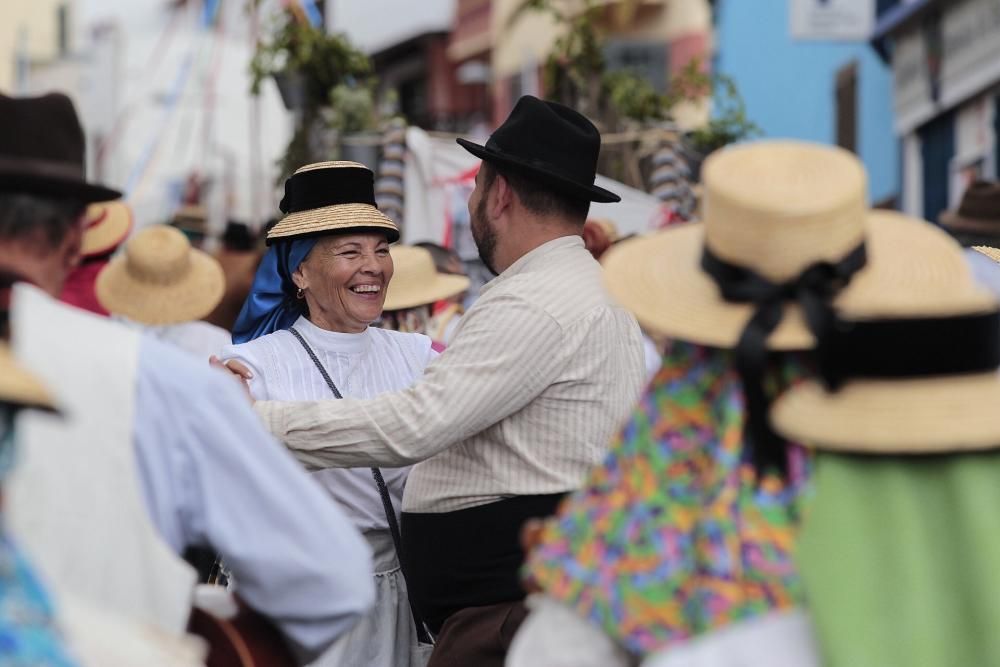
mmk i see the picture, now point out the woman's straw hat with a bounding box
[769,218,1000,454]
[81,200,133,258]
[0,343,55,411]
[383,245,470,311]
[95,225,225,325]
[266,162,400,245]
[603,141,986,349]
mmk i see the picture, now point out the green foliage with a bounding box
[510,0,760,152]
[682,67,762,155]
[250,15,372,108]
[249,12,378,181]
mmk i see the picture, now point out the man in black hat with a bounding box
[242,96,648,666]
[0,92,374,663]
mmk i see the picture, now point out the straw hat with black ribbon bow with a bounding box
[266,161,400,244]
[96,225,225,325]
[0,344,55,412]
[383,246,470,312]
[80,200,133,258]
[603,140,998,469]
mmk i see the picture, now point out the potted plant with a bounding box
[250,12,378,180]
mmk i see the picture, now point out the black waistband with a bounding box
[821,310,1000,389]
[400,494,565,633]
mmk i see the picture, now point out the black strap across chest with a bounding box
[288,327,432,644]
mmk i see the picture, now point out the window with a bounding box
[835,61,858,153]
[604,40,668,92]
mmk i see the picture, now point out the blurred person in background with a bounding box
[96,224,231,361]
[0,92,374,665]
[0,346,77,666]
[205,220,263,332]
[59,200,132,316]
[940,181,1000,298]
[379,244,470,351]
[413,241,468,344]
[170,204,209,250]
[221,161,436,667]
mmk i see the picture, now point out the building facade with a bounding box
[874,0,1000,223]
[714,0,900,206]
[485,0,712,128]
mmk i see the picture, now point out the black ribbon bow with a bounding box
[701,243,868,478]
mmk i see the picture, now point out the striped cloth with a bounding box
[375,118,406,227]
[255,236,647,513]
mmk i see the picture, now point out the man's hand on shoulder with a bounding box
[209,356,254,404]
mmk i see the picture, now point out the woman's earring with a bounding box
[296,287,305,300]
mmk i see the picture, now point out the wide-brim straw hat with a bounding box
[267,161,400,245]
[0,343,55,411]
[96,225,225,325]
[603,140,987,349]
[973,245,1000,264]
[81,200,133,258]
[770,223,1000,454]
[383,245,470,311]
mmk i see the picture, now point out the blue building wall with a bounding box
[714,0,899,204]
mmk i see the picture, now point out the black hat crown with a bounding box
[457,96,620,203]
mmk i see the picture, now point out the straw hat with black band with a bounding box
[383,246,470,312]
[232,161,400,344]
[81,200,133,258]
[266,161,399,244]
[96,225,225,326]
[602,140,989,473]
[769,230,1000,453]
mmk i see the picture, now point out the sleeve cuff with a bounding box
[253,400,286,443]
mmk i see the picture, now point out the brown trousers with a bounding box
[425,601,528,667]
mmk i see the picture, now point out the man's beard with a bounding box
[471,196,498,276]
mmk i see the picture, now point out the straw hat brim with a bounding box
[267,203,400,244]
[602,212,988,349]
[383,273,470,312]
[0,345,56,411]
[95,250,225,326]
[82,201,133,257]
[771,373,1000,454]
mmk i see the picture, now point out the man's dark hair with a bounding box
[479,161,590,224]
[0,193,86,251]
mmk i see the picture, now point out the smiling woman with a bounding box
[220,162,435,667]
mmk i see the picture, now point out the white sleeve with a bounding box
[133,338,374,661]
[506,594,632,667]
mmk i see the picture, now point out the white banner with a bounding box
[790,0,875,41]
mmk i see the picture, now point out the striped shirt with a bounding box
[254,236,646,513]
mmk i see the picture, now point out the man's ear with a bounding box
[489,171,515,221]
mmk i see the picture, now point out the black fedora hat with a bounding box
[0,92,120,203]
[457,96,621,204]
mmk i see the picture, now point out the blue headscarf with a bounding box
[231,237,318,343]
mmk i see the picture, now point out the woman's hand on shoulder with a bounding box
[209,356,254,403]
